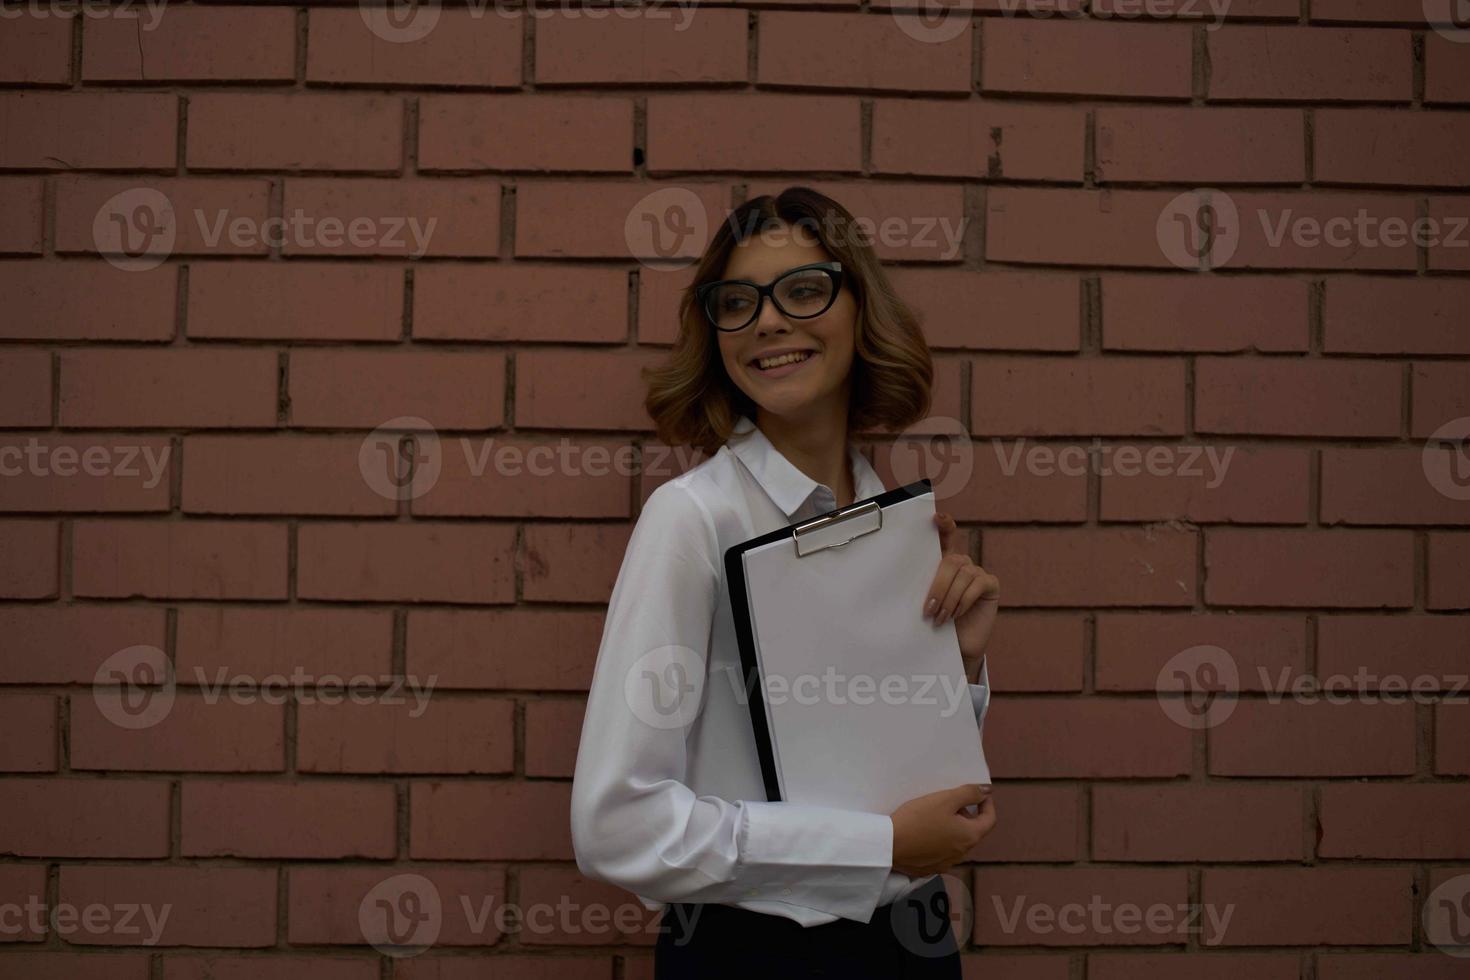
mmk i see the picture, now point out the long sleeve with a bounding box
[569,481,896,924]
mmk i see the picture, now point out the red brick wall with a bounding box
[2,1,1469,977]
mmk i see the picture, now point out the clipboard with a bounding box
[724,478,991,815]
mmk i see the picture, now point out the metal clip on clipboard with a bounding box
[791,499,883,558]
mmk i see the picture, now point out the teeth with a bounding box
[757,351,812,370]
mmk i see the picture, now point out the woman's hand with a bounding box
[890,783,997,877]
[924,512,1001,675]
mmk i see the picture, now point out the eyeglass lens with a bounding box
[707,267,837,331]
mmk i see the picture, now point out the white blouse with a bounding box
[569,415,992,928]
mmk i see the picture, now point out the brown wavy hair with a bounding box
[642,186,933,454]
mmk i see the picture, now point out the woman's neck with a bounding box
[755,404,855,508]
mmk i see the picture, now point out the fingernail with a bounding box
[925,597,938,614]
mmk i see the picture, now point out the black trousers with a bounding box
[653,875,963,979]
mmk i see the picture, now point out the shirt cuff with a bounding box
[737,801,895,924]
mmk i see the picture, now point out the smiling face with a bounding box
[712,224,858,429]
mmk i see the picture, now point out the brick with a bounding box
[1207,27,1412,101]
[1097,106,1304,184]
[0,92,177,169]
[1320,784,1470,858]
[514,181,727,259]
[73,519,288,600]
[1095,0,1298,15]
[1318,954,1470,980]
[419,95,632,172]
[397,957,611,980]
[0,520,57,598]
[175,606,393,681]
[281,179,499,257]
[1093,784,1304,861]
[0,606,166,684]
[964,784,1080,862]
[746,180,967,262]
[1412,362,1470,437]
[1310,0,1435,22]
[410,781,573,859]
[986,699,1193,779]
[0,696,57,772]
[1210,701,1416,775]
[71,693,286,772]
[287,865,506,947]
[1230,191,1419,271]
[0,177,44,252]
[516,866,660,946]
[1317,109,1470,187]
[414,435,634,518]
[983,19,1191,98]
[59,349,278,429]
[958,613,1085,693]
[889,269,1080,351]
[188,262,402,340]
[516,349,660,430]
[1427,31,1470,104]
[870,433,1087,523]
[83,7,294,81]
[1428,532,1470,610]
[56,176,272,258]
[298,697,515,774]
[1428,196,1470,272]
[1090,955,1299,980]
[0,18,72,84]
[0,350,51,425]
[972,868,1189,945]
[1195,357,1400,437]
[406,608,603,690]
[187,94,403,172]
[1439,702,1470,774]
[0,779,168,857]
[163,956,378,980]
[0,953,151,980]
[182,435,395,516]
[414,265,626,342]
[521,523,632,603]
[297,522,516,603]
[0,262,175,341]
[536,8,746,85]
[1322,448,1470,525]
[1325,277,1470,354]
[1205,529,1413,608]
[1200,868,1412,945]
[181,781,397,858]
[758,11,976,91]
[971,356,1185,436]
[1103,276,1309,353]
[1095,612,1308,692]
[986,188,1180,268]
[873,99,1084,182]
[59,866,277,946]
[307,8,520,86]
[1318,615,1470,689]
[1100,445,1310,524]
[646,94,861,173]
[288,350,505,429]
[0,434,172,513]
[0,864,47,941]
[983,526,1197,606]
[637,267,696,345]
[525,698,585,777]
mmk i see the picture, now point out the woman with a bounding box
[569,186,1001,978]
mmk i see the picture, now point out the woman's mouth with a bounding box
[750,349,817,378]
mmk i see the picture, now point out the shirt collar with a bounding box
[726,415,886,518]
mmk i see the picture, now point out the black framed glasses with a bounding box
[696,261,845,333]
